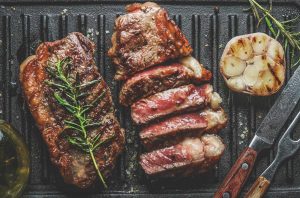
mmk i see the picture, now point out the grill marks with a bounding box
[20,32,125,188]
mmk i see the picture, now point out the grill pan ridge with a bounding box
[0,1,300,197]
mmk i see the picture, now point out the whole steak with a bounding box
[19,32,125,188]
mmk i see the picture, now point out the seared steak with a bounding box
[119,56,212,106]
[107,2,228,179]
[108,2,192,80]
[140,108,227,150]
[140,134,225,176]
[20,32,125,188]
[131,84,222,125]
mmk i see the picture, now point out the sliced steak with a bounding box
[131,84,222,125]
[119,56,212,106]
[140,108,227,150]
[19,32,125,188]
[108,2,192,80]
[140,134,225,177]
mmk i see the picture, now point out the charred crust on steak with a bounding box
[108,2,192,80]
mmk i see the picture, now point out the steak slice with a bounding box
[140,108,227,150]
[108,2,192,80]
[131,84,222,125]
[140,134,225,176]
[19,32,125,188]
[119,56,212,106]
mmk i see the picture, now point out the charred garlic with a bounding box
[220,32,285,96]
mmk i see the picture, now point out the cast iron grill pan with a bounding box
[0,0,300,197]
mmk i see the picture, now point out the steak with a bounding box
[19,32,125,188]
[119,56,212,106]
[140,134,225,176]
[108,2,192,80]
[131,84,222,125]
[140,108,227,150]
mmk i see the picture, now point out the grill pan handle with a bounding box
[214,147,258,198]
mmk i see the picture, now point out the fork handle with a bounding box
[244,176,270,198]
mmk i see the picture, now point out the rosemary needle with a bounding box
[45,57,114,188]
[248,0,300,67]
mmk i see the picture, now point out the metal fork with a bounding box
[245,110,300,198]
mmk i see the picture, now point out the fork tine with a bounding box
[283,111,300,137]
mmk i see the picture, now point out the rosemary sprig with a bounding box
[45,57,114,188]
[248,0,300,67]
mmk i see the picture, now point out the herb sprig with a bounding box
[45,57,114,188]
[248,0,300,67]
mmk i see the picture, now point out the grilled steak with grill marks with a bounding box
[19,32,125,188]
[131,84,222,125]
[119,56,212,106]
[140,108,227,150]
[140,134,225,177]
[108,2,192,80]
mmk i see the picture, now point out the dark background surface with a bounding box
[0,0,300,197]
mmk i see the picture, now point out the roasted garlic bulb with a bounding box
[220,32,285,96]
